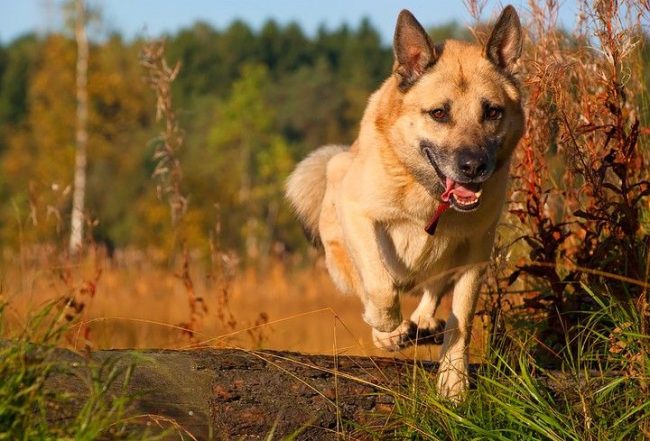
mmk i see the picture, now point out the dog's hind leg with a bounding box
[320,151,362,295]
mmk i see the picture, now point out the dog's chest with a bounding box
[377,221,465,284]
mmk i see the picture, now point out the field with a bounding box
[2,246,451,358]
[1,0,649,439]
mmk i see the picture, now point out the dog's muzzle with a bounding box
[422,144,485,213]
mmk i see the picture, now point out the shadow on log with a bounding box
[45,347,448,440]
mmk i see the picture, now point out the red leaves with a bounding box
[494,1,649,355]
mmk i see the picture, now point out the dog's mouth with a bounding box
[422,147,483,212]
[441,178,482,211]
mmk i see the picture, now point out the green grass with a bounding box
[0,301,167,440]
[387,287,650,441]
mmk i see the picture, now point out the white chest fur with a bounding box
[376,219,469,290]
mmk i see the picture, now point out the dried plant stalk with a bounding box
[139,40,187,225]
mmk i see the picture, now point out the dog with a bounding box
[285,6,524,401]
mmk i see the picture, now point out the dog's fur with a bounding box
[286,6,524,400]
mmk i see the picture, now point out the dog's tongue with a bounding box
[426,178,482,235]
[441,177,479,202]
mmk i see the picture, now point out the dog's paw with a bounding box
[372,320,415,351]
[372,318,446,351]
[436,363,469,403]
[411,317,446,345]
[362,301,402,333]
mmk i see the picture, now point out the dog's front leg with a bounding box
[338,201,404,337]
[436,267,482,401]
[437,232,493,402]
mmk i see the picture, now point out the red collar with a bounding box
[424,201,450,235]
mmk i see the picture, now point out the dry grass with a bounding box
[0,246,462,360]
[473,0,650,369]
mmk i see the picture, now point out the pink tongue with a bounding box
[441,177,477,202]
[426,178,480,235]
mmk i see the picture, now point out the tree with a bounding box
[204,64,295,260]
[84,34,153,248]
[69,0,89,254]
[0,34,39,149]
[0,33,153,248]
[166,21,223,102]
[273,57,347,149]
[0,34,76,244]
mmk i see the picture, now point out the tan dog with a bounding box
[286,6,524,400]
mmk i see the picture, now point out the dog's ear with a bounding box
[393,10,437,91]
[485,5,522,71]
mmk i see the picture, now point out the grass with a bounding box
[4,277,647,440]
[1,245,449,359]
[0,300,175,440]
[386,287,650,441]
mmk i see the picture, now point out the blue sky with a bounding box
[1,1,578,45]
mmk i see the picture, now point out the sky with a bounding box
[0,0,579,45]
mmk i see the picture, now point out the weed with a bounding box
[471,0,650,363]
[390,290,650,440]
[0,301,168,439]
[140,39,187,227]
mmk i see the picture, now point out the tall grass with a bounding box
[390,288,650,440]
[2,246,440,357]
[0,300,165,440]
[485,0,650,360]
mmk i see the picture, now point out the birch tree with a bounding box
[69,0,88,253]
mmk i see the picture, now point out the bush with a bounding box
[483,0,649,365]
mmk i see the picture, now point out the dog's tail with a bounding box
[285,145,346,244]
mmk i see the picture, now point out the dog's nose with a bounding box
[457,149,488,180]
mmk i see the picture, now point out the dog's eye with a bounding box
[429,108,448,121]
[485,106,503,120]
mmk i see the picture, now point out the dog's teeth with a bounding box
[454,195,479,206]
[475,190,482,198]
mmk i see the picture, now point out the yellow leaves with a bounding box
[0,33,157,246]
[607,321,643,380]
[608,321,632,354]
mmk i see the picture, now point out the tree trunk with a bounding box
[69,0,88,254]
[41,346,606,440]
[45,347,439,440]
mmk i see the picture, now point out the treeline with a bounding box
[0,18,470,259]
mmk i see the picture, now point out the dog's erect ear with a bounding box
[485,5,522,71]
[393,10,437,91]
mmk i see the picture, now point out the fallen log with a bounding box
[44,347,442,440]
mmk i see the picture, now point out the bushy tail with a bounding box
[285,145,346,244]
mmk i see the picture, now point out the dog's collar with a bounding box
[424,201,450,235]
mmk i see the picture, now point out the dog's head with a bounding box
[380,6,525,212]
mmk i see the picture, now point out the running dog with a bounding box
[286,6,524,400]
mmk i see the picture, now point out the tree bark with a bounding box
[69,0,88,254]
